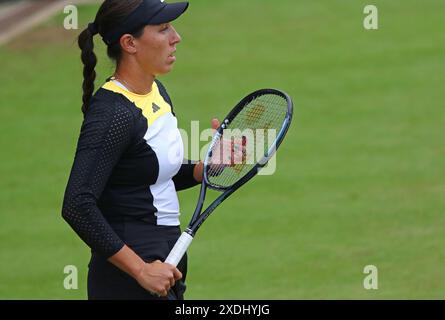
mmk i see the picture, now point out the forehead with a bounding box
[140,23,172,38]
[141,23,166,34]
[147,22,169,29]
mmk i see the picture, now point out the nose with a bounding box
[170,25,181,45]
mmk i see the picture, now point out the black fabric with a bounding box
[62,85,198,259]
[88,221,187,300]
[173,160,199,191]
[149,2,189,24]
[101,0,189,45]
[61,94,136,258]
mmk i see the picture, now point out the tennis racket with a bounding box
[165,88,293,266]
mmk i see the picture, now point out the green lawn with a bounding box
[0,0,444,299]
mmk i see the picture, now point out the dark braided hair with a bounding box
[77,0,144,114]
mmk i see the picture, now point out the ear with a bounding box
[119,34,137,54]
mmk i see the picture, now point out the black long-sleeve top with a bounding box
[62,79,199,258]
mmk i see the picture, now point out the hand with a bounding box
[211,135,247,167]
[134,260,182,297]
[206,117,249,176]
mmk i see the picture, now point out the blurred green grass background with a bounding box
[0,0,444,299]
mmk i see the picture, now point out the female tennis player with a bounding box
[61,0,217,300]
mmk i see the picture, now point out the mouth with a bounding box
[167,51,177,63]
[168,50,176,58]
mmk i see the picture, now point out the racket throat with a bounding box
[190,182,207,224]
[184,227,195,237]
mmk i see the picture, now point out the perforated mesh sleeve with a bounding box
[62,100,135,258]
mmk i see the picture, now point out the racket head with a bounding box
[203,88,293,191]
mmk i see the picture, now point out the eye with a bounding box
[160,24,169,32]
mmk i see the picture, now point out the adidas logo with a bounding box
[152,103,160,113]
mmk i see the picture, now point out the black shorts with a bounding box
[87,218,187,300]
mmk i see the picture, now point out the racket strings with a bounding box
[206,93,288,188]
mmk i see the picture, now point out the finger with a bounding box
[173,268,182,281]
[230,136,235,165]
[169,277,175,287]
[151,290,162,298]
[164,263,180,279]
[165,269,174,282]
[160,289,168,297]
[211,118,220,131]
[242,135,247,163]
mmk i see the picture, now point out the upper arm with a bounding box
[67,100,135,200]
[61,100,135,257]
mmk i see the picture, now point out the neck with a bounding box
[114,60,155,95]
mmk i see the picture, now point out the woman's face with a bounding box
[134,23,182,76]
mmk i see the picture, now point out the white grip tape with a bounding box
[165,232,194,267]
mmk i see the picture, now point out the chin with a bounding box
[157,66,173,75]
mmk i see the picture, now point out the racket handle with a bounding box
[165,232,194,267]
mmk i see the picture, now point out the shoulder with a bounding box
[87,88,138,119]
[81,88,139,132]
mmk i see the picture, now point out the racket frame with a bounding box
[191,88,293,233]
[165,88,293,266]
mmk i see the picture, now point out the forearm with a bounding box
[173,160,202,190]
[109,245,183,297]
[108,245,145,279]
